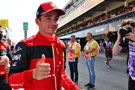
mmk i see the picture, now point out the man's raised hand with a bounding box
[33,54,51,80]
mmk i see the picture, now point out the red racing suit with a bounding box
[9,32,79,90]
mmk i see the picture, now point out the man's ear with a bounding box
[35,18,39,25]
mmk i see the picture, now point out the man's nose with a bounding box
[51,20,58,25]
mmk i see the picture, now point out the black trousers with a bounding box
[128,76,135,90]
[0,74,12,90]
[69,58,78,82]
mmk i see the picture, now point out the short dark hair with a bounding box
[87,32,93,37]
[37,15,41,20]
[71,35,75,37]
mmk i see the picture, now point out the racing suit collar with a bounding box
[36,32,58,42]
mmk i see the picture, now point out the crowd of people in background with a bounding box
[59,4,135,35]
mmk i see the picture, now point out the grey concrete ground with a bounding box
[66,52,128,90]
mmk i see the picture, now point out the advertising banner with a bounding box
[0,19,8,28]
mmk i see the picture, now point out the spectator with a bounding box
[103,37,113,68]
[67,35,81,85]
[99,41,104,53]
[83,33,99,89]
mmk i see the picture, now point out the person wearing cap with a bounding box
[8,1,79,90]
[67,35,81,85]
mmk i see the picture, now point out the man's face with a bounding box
[70,36,75,42]
[106,37,109,41]
[87,33,93,41]
[36,11,59,36]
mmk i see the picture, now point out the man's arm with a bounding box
[75,43,81,56]
[9,42,51,89]
[84,41,98,53]
[84,47,94,54]
[113,31,122,55]
[113,39,122,55]
[8,42,32,89]
[61,71,80,90]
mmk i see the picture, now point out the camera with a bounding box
[119,27,132,37]
[119,27,132,47]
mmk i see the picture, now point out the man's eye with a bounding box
[46,17,51,20]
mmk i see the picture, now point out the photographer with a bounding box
[113,20,135,90]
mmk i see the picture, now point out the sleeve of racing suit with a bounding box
[61,72,80,90]
[8,42,33,89]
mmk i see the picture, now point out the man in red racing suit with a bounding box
[8,1,79,90]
